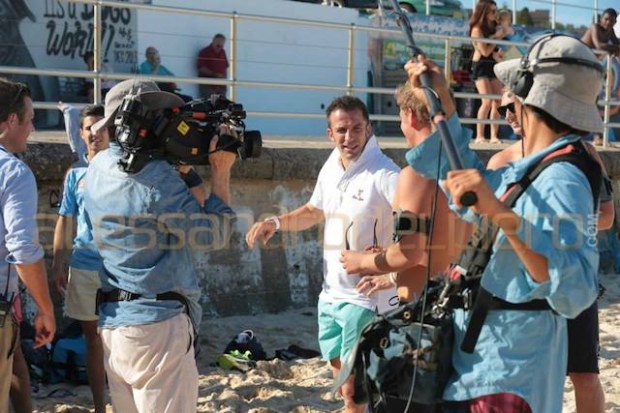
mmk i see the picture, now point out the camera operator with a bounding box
[85,79,237,413]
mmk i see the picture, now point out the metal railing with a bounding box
[1,0,618,145]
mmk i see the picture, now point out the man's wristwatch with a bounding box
[265,216,281,232]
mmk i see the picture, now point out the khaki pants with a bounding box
[0,320,18,413]
[100,313,198,413]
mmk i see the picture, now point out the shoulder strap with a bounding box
[502,141,601,211]
[454,140,602,354]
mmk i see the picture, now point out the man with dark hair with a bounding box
[52,103,109,413]
[246,95,399,413]
[197,33,229,98]
[582,8,620,145]
[581,8,619,55]
[0,77,55,410]
[84,79,236,412]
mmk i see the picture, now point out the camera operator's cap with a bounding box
[494,35,604,133]
[91,79,185,134]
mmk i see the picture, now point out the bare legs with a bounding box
[330,358,365,413]
[474,77,502,143]
[570,372,605,413]
[10,344,33,413]
[82,320,107,413]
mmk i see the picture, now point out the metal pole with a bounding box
[602,54,612,147]
[346,25,355,95]
[444,38,451,81]
[229,13,237,101]
[512,0,517,25]
[93,1,102,104]
[426,0,430,16]
[593,0,598,24]
[551,0,556,30]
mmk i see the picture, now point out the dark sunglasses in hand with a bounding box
[497,102,515,117]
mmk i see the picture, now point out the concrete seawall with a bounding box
[25,132,620,316]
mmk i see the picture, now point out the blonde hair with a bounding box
[497,9,511,23]
[395,81,431,125]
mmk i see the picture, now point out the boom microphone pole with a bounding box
[386,0,477,206]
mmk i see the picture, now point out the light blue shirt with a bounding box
[84,145,235,331]
[59,165,102,271]
[138,61,174,76]
[0,145,44,301]
[405,115,599,413]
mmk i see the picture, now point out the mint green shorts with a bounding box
[317,299,375,362]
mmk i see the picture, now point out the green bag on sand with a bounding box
[216,350,257,372]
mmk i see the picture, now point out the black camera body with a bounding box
[114,94,262,173]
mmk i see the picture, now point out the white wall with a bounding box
[138,0,371,135]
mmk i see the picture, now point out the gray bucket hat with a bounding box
[494,35,604,133]
[91,79,185,134]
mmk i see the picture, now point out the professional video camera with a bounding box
[114,93,262,173]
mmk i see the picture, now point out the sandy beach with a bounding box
[26,271,620,413]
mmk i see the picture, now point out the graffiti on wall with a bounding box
[42,0,137,70]
[0,0,141,126]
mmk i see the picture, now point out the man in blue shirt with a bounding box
[84,79,237,413]
[52,104,109,413]
[404,35,603,413]
[0,78,55,411]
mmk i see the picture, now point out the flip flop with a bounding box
[489,137,502,144]
[474,137,486,144]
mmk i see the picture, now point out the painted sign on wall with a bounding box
[0,0,140,125]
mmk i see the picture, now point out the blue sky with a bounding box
[490,0,618,28]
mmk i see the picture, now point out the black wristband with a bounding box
[180,169,203,188]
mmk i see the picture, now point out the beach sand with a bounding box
[28,272,620,413]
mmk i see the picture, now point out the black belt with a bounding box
[96,289,189,316]
[450,287,552,354]
[96,288,199,355]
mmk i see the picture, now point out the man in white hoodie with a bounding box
[246,95,399,413]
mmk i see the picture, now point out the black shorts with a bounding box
[566,300,600,374]
[471,58,497,81]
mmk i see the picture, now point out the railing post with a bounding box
[93,0,103,104]
[551,0,556,30]
[444,38,451,82]
[593,0,598,23]
[229,12,238,101]
[602,53,612,147]
[512,0,517,25]
[346,24,355,96]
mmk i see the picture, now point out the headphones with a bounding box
[511,33,604,99]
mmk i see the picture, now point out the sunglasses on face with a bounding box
[497,102,515,117]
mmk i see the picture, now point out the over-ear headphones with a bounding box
[511,33,604,99]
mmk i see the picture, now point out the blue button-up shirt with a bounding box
[0,145,44,302]
[59,165,102,271]
[405,115,599,413]
[84,145,235,330]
